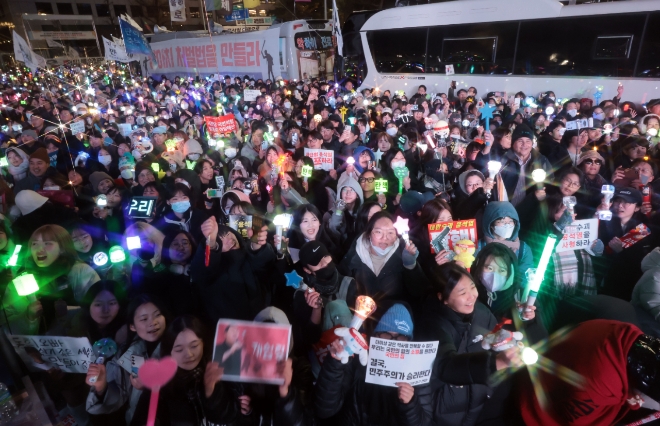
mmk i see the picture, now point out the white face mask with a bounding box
[224,147,237,158]
[493,223,515,239]
[284,101,292,109]
[181,102,189,110]
[188,153,200,161]
[371,242,394,256]
[548,96,556,101]
[558,127,567,136]
[481,271,508,293]
[392,160,406,169]
[567,109,577,118]
[26,112,32,120]
[242,188,252,195]
[98,155,112,166]
[386,127,398,137]
[12,125,22,132]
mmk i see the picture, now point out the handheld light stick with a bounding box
[599,185,615,221]
[13,273,39,302]
[205,236,211,267]
[109,246,125,263]
[126,236,141,250]
[301,164,312,183]
[375,179,388,195]
[393,166,409,194]
[346,156,355,168]
[350,295,377,329]
[524,233,557,309]
[151,163,160,173]
[273,214,292,252]
[7,245,21,267]
[521,346,539,365]
[486,161,502,197]
[96,194,107,207]
[89,338,118,383]
[139,357,178,426]
[479,104,496,131]
[531,169,546,190]
[393,216,410,243]
[554,196,577,232]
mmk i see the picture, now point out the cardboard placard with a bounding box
[9,335,93,374]
[366,338,438,387]
[303,148,334,171]
[205,114,237,136]
[118,123,133,137]
[69,121,85,135]
[243,89,261,102]
[556,218,598,253]
[213,319,291,385]
[428,219,478,253]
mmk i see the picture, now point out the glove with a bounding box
[402,247,419,268]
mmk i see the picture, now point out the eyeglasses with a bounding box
[374,332,409,341]
[342,187,356,194]
[359,177,375,183]
[562,178,581,189]
[582,159,603,166]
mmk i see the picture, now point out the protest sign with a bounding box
[205,114,236,136]
[228,214,252,238]
[213,319,291,385]
[366,338,438,387]
[620,223,651,249]
[103,37,132,63]
[445,64,455,75]
[243,89,261,102]
[428,219,478,253]
[69,120,86,135]
[9,335,93,374]
[556,218,598,253]
[118,123,133,137]
[304,148,334,171]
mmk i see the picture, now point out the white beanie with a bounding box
[183,139,203,157]
[15,190,48,215]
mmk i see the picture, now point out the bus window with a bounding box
[427,22,517,75]
[515,14,644,77]
[636,12,660,78]
[366,28,427,73]
[592,36,634,60]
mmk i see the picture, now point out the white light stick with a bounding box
[531,168,546,190]
[273,214,292,251]
[486,161,502,196]
[349,295,377,329]
[599,185,615,221]
[392,216,410,243]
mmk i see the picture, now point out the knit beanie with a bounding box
[512,124,535,143]
[373,303,414,338]
[89,171,113,193]
[183,139,203,157]
[30,148,50,164]
[15,190,48,215]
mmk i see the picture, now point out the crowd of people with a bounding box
[1,62,660,426]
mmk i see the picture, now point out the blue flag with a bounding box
[119,18,157,66]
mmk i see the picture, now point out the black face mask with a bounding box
[308,262,339,295]
[106,130,117,138]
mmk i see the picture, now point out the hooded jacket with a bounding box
[6,147,29,182]
[478,201,534,291]
[189,227,275,323]
[631,247,660,320]
[325,175,364,250]
[453,170,489,221]
[351,146,375,174]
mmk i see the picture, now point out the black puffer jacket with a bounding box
[403,296,499,426]
[314,356,408,426]
[190,227,276,323]
[157,365,240,426]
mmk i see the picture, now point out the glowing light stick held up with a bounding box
[139,357,178,426]
[7,245,21,267]
[486,161,502,197]
[524,233,557,309]
[88,338,118,384]
[350,295,377,329]
[13,273,39,302]
[109,246,126,263]
[599,185,615,221]
[301,164,313,183]
[393,167,409,194]
[531,169,546,190]
[273,214,292,252]
[375,179,388,195]
[393,216,410,243]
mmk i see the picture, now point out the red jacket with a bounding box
[520,320,643,426]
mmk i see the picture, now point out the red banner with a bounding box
[204,114,236,136]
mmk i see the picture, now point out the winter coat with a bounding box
[86,339,161,425]
[157,365,240,426]
[324,175,364,253]
[631,247,660,320]
[406,297,499,426]
[315,356,408,426]
[498,149,553,204]
[339,234,428,305]
[189,227,276,323]
[154,208,210,246]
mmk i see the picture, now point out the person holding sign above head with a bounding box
[315,302,418,426]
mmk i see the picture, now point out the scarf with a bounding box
[355,234,399,277]
[552,250,596,299]
[484,235,520,252]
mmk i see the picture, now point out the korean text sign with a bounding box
[366,338,438,387]
[213,319,291,385]
[205,114,236,136]
[556,218,598,253]
[9,335,93,374]
[427,219,478,253]
[304,148,334,171]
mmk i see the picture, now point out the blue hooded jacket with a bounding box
[351,146,375,174]
[478,201,534,287]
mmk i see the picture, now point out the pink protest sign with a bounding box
[213,319,291,385]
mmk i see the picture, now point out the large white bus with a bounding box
[358,0,660,103]
[145,19,335,81]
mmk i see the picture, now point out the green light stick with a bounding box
[375,179,388,195]
[524,233,557,308]
[14,273,39,301]
[301,165,313,183]
[393,167,409,194]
